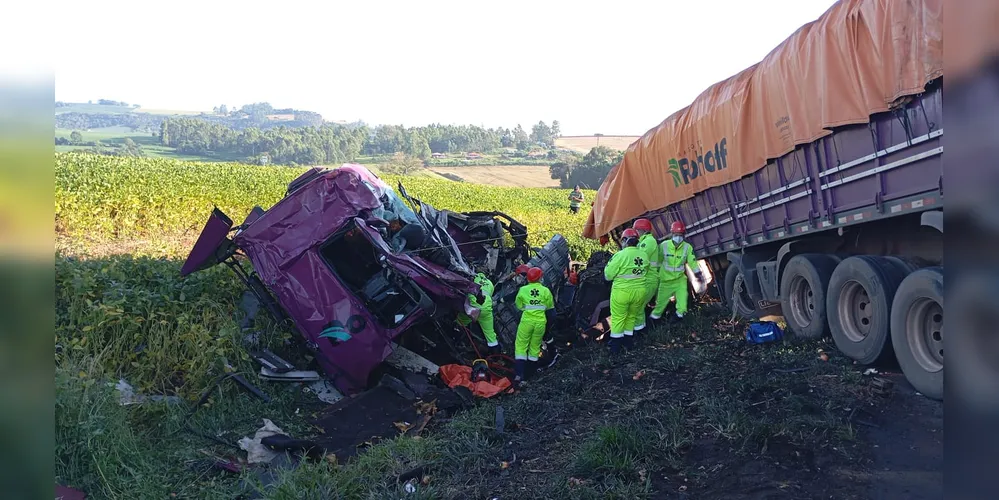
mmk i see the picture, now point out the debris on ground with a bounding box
[113,379,181,406]
[439,363,512,398]
[238,419,286,464]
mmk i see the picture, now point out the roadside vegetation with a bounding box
[55,153,883,498]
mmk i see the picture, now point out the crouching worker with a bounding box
[513,267,554,387]
[604,228,648,353]
[651,221,703,323]
[457,271,500,353]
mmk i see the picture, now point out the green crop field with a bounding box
[55,152,894,498]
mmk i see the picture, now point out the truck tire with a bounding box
[883,255,921,276]
[890,267,943,400]
[779,253,839,340]
[724,264,755,319]
[827,256,908,365]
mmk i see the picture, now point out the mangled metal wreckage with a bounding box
[181,164,587,398]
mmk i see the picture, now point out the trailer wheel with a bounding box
[827,256,908,364]
[890,267,943,400]
[724,264,755,319]
[779,254,838,339]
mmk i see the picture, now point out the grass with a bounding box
[429,165,560,188]
[55,128,248,162]
[55,152,880,498]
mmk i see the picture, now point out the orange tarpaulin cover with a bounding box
[583,0,943,239]
[439,364,512,398]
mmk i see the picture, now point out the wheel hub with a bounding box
[907,297,943,372]
[788,275,815,328]
[838,280,873,342]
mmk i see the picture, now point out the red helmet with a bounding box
[526,267,543,283]
[516,264,530,275]
[633,218,652,233]
[670,221,686,235]
[621,228,640,247]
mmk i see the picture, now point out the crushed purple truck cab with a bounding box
[181,164,579,396]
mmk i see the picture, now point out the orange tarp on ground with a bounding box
[439,364,512,398]
[583,0,943,239]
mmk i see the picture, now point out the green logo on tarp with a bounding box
[666,138,730,188]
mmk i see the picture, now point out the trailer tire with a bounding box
[779,253,839,340]
[724,264,755,319]
[890,267,943,400]
[827,256,908,365]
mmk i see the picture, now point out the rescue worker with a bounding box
[513,266,554,386]
[568,185,584,214]
[632,218,659,333]
[457,271,500,353]
[603,228,648,352]
[651,221,703,323]
[513,263,530,286]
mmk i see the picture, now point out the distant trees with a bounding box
[55,112,163,131]
[513,124,530,151]
[160,117,368,165]
[69,131,83,144]
[530,121,554,148]
[550,145,623,189]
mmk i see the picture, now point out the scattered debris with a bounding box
[250,348,296,373]
[871,377,894,397]
[439,363,512,398]
[259,367,322,382]
[306,379,345,404]
[113,379,181,406]
[238,419,286,464]
[864,368,879,376]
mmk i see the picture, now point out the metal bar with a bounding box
[818,129,943,178]
[821,147,943,190]
[742,190,812,217]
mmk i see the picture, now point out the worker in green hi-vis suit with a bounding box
[513,267,554,387]
[631,218,659,333]
[651,221,702,322]
[457,272,500,353]
[603,228,648,353]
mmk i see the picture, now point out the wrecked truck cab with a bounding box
[182,165,484,396]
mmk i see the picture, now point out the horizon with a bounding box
[53,0,838,136]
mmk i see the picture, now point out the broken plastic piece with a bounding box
[260,367,322,382]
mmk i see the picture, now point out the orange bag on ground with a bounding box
[439,364,512,398]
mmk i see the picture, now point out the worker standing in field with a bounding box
[632,219,659,333]
[603,228,648,352]
[651,221,702,323]
[568,185,584,214]
[457,271,500,354]
[513,267,554,386]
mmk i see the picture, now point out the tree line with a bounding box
[157,117,564,166]
[549,145,624,190]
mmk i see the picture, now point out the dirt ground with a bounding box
[395,310,945,499]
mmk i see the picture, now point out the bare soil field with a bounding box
[430,165,560,188]
[556,135,640,153]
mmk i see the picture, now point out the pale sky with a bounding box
[51,0,838,136]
